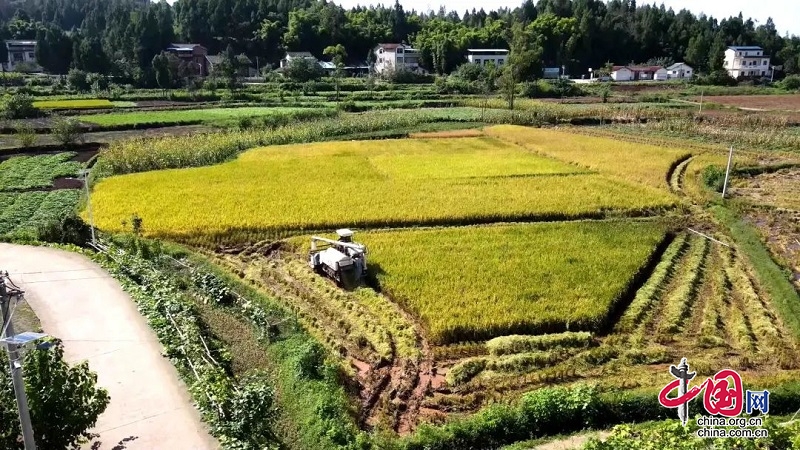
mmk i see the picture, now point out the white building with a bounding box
[373,44,421,74]
[280,51,317,69]
[666,63,693,80]
[724,46,771,78]
[4,40,38,71]
[611,65,667,81]
[466,49,508,66]
[611,66,634,81]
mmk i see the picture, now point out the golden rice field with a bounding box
[485,125,691,189]
[89,135,677,244]
[314,221,668,344]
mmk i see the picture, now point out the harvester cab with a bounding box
[308,229,368,288]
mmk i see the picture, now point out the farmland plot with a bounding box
[80,106,333,127]
[307,220,668,344]
[89,136,676,244]
[0,153,81,191]
[485,125,691,189]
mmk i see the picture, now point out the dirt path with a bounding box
[0,244,218,450]
[534,431,610,450]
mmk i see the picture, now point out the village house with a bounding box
[466,49,508,66]
[4,40,38,72]
[166,43,208,76]
[280,51,317,69]
[724,46,771,78]
[206,54,256,77]
[373,44,421,74]
[666,62,694,80]
[610,65,667,81]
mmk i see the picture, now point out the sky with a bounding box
[329,0,800,36]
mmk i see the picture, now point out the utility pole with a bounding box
[699,90,704,114]
[0,275,36,450]
[722,146,734,198]
[82,169,96,246]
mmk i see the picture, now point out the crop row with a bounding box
[616,233,689,333]
[446,350,573,386]
[0,190,80,237]
[0,153,81,191]
[720,246,784,352]
[696,249,727,348]
[485,332,593,357]
[654,237,710,338]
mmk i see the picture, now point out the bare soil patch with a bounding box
[699,94,800,111]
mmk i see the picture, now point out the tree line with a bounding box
[1,0,799,86]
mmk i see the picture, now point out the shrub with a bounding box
[336,99,362,112]
[295,341,326,378]
[1,94,36,119]
[67,69,90,92]
[702,165,726,192]
[384,67,434,84]
[0,340,110,449]
[15,122,37,147]
[780,74,800,90]
[37,214,93,246]
[52,116,84,146]
[452,63,485,82]
[238,116,254,130]
[694,70,738,87]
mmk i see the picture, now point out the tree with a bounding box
[499,21,542,110]
[218,44,240,91]
[0,341,109,449]
[283,57,322,82]
[708,33,727,72]
[35,25,72,74]
[152,52,171,94]
[323,44,347,101]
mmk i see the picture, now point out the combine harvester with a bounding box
[309,229,368,288]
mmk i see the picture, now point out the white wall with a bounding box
[611,69,633,81]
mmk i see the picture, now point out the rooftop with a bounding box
[466,49,509,53]
[5,40,36,46]
[613,65,665,72]
[666,62,691,70]
[728,46,763,51]
[286,51,314,58]
[376,43,418,52]
[169,43,204,50]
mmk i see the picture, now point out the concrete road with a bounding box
[0,244,218,450]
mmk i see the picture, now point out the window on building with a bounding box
[497,59,504,65]
[762,71,766,76]
[27,52,34,59]
[12,53,22,62]
[475,58,481,64]
[763,60,768,65]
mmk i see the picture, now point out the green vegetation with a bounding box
[0,153,81,190]
[80,106,335,128]
[0,190,81,238]
[33,99,114,110]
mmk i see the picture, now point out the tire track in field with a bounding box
[668,155,694,193]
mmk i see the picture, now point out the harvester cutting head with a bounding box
[308,229,368,288]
